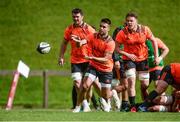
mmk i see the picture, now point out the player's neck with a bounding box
[99,33,109,40]
[74,21,84,27]
[129,24,138,33]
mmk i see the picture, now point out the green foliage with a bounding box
[0,0,180,109]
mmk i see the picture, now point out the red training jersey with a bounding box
[64,23,95,63]
[116,25,153,61]
[88,33,115,72]
[171,63,180,85]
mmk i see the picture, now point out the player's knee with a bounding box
[141,83,148,90]
[101,83,111,89]
[125,69,136,79]
[138,72,149,81]
[84,73,96,82]
[82,83,89,92]
[72,72,82,81]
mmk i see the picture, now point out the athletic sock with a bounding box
[129,96,135,106]
[122,101,129,107]
[72,85,77,109]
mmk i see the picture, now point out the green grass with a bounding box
[0,0,180,120]
[0,109,180,121]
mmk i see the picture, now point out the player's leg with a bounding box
[99,72,113,112]
[71,85,77,109]
[124,60,136,109]
[138,70,150,101]
[119,62,129,111]
[153,95,173,105]
[148,105,171,112]
[137,60,150,101]
[71,64,83,112]
[73,65,96,112]
[91,78,101,110]
[138,65,172,111]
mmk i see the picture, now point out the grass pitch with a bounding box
[0,109,180,121]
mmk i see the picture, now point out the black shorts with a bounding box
[160,65,174,85]
[86,65,113,84]
[149,70,161,83]
[123,60,149,71]
[71,62,89,73]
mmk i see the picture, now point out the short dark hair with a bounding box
[101,18,111,25]
[126,11,138,19]
[72,8,83,15]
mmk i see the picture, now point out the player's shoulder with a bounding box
[108,36,114,42]
[141,24,151,31]
[83,23,96,33]
[107,36,115,45]
[65,24,74,31]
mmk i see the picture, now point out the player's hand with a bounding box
[85,56,93,60]
[58,58,64,66]
[155,56,162,65]
[174,90,180,99]
[127,54,137,61]
[81,39,87,45]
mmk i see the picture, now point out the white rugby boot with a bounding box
[82,99,91,112]
[99,97,110,112]
[112,89,121,110]
[72,106,81,113]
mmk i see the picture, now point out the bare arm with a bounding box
[149,36,159,65]
[158,43,169,61]
[58,39,68,66]
[85,51,112,63]
[71,35,87,47]
[115,41,137,61]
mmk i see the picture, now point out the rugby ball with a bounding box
[37,42,51,54]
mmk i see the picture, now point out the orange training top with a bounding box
[115,25,153,62]
[64,23,95,63]
[171,63,180,84]
[88,33,115,72]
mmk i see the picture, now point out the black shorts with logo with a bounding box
[71,62,89,73]
[123,60,149,71]
[87,65,113,84]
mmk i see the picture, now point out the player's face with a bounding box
[72,13,83,25]
[126,16,137,30]
[99,22,109,36]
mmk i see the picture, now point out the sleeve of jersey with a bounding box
[145,26,153,39]
[64,27,71,42]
